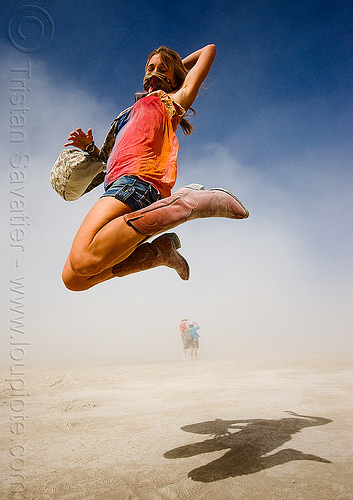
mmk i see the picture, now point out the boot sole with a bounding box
[209,188,249,218]
[184,184,205,190]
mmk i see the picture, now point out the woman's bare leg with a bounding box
[62,197,148,291]
[62,249,135,291]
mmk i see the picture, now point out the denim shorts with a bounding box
[101,175,161,211]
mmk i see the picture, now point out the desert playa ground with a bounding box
[1,356,353,499]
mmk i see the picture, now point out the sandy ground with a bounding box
[1,356,353,499]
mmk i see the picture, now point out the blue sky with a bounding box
[1,0,352,364]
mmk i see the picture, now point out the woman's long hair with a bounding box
[145,46,195,135]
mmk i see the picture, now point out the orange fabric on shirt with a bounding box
[105,91,184,198]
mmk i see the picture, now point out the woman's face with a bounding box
[145,54,176,90]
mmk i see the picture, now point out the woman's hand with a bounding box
[64,128,94,150]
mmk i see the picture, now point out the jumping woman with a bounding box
[61,44,249,291]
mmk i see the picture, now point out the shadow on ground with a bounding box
[164,411,332,482]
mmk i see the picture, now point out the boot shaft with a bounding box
[112,233,189,280]
[124,186,249,236]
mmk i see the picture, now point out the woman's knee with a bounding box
[69,250,103,276]
[62,268,90,292]
[62,259,92,291]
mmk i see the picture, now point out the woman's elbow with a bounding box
[206,44,216,56]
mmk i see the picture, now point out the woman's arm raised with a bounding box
[172,44,216,111]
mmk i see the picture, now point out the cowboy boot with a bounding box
[112,233,189,280]
[124,184,249,236]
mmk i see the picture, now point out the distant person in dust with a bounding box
[186,321,200,360]
[180,318,189,359]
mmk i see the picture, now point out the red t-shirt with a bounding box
[180,321,187,337]
[105,91,185,198]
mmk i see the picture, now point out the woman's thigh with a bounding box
[71,196,132,249]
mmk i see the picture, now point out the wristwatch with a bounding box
[85,141,95,154]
